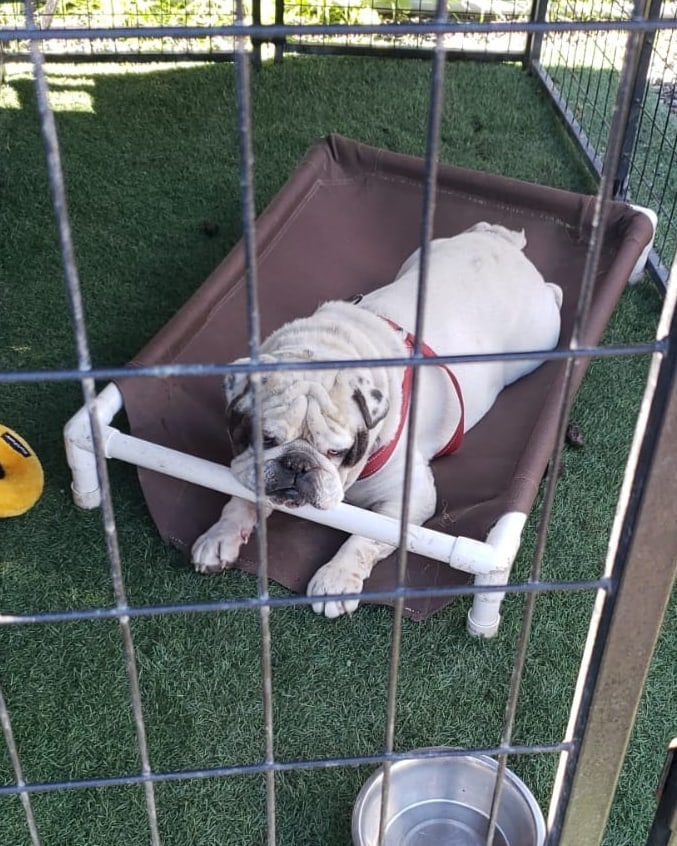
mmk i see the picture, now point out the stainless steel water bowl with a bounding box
[352,748,546,846]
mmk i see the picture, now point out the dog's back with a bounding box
[358,224,563,430]
[361,224,562,364]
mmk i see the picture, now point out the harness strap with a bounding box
[358,319,464,480]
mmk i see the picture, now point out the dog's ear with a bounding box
[226,405,252,457]
[224,358,251,407]
[224,354,280,456]
[224,354,279,405]
[224,360,252,457]
[352,385,389,430]
[343,428,370,467]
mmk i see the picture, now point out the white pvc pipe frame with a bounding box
[63,382,525,637]
[61,207,657,638]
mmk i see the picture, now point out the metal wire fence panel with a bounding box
[0,0,242,59]
[537,1,632,151]
[535,0,677,284]
[279,0,530,56]
[628,22,677,275]
[0,0,533,58]
[1,3,676,845]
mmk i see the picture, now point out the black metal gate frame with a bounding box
[1,2,677,845]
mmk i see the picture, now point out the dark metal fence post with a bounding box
[525,0,548,67]
[613,0,664,198]
[252,0,263,69]
[274,0,285,63]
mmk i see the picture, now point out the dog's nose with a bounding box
[265,452,320,507]
[280,451,316,475]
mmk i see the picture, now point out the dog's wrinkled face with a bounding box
[224,356,389,509]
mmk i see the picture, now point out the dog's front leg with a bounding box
[191,496,260,574]
[307,458,436,618]
[307,533,397,618]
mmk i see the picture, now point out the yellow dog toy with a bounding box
[0,425,44,517]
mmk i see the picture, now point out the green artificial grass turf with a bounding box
[0,55,674,845]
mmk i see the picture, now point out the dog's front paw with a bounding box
[191,524,248,574]
[306,562,364,618]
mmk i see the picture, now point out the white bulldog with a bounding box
[191,223,563,617]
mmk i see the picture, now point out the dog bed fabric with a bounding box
[116,134,654,620]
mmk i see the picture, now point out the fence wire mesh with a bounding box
[1,1,676,845]
[535,0,677,284]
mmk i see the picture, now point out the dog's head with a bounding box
[223,355,390,509]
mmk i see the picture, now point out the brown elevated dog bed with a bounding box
[101,135,654,622]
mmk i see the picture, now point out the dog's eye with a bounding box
[326,449,347,459]
[262,435,278,449]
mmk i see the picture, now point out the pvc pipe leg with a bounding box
[63,383,123,510]
[66,442,103,509]
[466,512,527,638]
[466,570,508,638]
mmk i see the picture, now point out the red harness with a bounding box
[358,319,465,480]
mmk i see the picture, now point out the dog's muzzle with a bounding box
[264,450,326,508]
